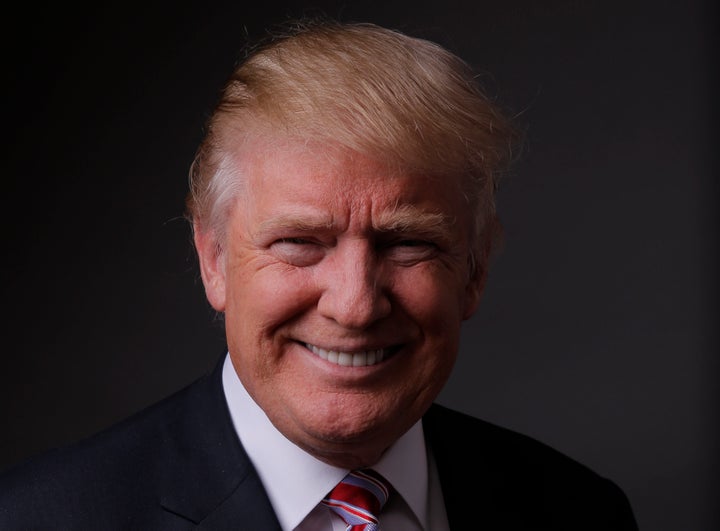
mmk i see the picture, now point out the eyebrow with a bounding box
[255,213,335,235]
[255,205,455,240]
[373,205,454,240]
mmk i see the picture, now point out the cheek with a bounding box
[225,266,319,386]
[225,264,318,336]
[392,267,467,331]
[392,268,464,382]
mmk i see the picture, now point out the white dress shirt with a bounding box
[221,354,450,530]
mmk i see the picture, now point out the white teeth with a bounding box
[305,344,387,367]
[352,352,366,367]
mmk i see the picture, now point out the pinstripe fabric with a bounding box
[322,469,392,531]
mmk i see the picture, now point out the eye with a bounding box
[270,237,325,266]
[278,237,310,245]
[396,239,432,247]
[383,239,439,264]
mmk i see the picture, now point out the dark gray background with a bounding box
[2,1,717,530]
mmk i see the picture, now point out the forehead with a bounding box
[238,135,460,201]
[227,134,472,238]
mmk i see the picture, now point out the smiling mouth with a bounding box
[305,343,394,367]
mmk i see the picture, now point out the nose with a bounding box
[316,241,391,329]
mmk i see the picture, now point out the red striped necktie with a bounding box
[322,469,393,531]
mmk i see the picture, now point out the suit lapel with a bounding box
[423,404,475,526]
[424,403,546,529]
[424,403,504,528]
[157,355,282,530]
[195,471,282,530]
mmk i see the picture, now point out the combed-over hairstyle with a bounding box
[186,19,518,268]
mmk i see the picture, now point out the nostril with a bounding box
[317,285,391,329]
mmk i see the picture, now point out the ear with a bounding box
[194,224,227,312]
[463,219,501,320]
[462,261,486,320]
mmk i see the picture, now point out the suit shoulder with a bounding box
[4,372,207,472]
[0,368,222,527]
[426,402,602,475]
[424,403,638,530]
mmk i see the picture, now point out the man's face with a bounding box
[196,136,483,468]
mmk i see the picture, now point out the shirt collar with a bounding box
[221,353,428,530]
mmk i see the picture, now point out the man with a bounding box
[0,20,638,530]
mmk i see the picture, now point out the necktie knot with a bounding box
[322,469,392,531]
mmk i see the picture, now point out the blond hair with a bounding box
[187,19,519,268]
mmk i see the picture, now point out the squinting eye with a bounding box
[384,240,438,264]
[271,238,325,266]
[396,239,430,247]
[278,237,311,245]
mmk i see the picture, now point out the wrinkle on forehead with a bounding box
[239,135,463,243]
[254,203,455,242]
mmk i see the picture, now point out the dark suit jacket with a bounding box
[0,355,638,530]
